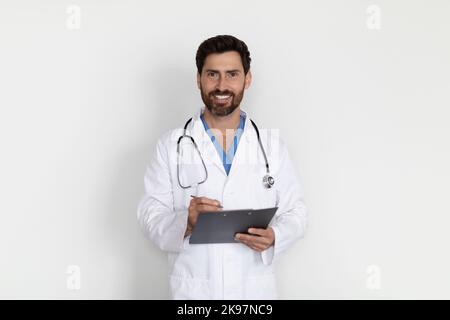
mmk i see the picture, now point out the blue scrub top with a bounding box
[200,111,246,175]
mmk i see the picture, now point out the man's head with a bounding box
[196,35,252,117]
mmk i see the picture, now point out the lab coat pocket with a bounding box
[244,274,278,300]
[169,274,212,300]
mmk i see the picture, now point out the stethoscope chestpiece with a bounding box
[262,174,275,189]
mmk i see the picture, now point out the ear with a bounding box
[196,72,201,89]
[244,70,252,89]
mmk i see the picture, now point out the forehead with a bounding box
[203,51,243,71]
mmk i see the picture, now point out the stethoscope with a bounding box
[176,116,275,189]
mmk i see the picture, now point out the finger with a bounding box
[248,228,268,237]
[235,233,254,242]
[251,242,267,251]
[234,233,247,241]
[248,228,274,247]
[236,233,269,246]
[194,197,222,208]
[239,238,264,252]
[235,236,254,248]
[246,238,268,251]
[196,204,223,213]
[235,232,270,250]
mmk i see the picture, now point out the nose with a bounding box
[216,76,227,92]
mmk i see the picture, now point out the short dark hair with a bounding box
[196,35,251,75]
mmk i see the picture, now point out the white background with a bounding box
[1,0,449,299]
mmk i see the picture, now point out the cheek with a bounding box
[201,82,216,94]
[232,81,246,93]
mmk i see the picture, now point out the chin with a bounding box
[216,109,236,117]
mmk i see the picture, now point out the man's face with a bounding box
[197,51,252,117]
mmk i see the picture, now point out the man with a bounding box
[137,35,308,299]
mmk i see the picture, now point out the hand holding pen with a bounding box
[185,195,223,237]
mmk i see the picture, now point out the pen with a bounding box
[190,195,223,208]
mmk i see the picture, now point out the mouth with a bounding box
[212,94,232,104]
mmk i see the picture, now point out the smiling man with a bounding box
[137,35,308,299]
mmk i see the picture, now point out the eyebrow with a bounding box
[205,69,241,73]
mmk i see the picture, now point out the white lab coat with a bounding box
[137,106,308,299]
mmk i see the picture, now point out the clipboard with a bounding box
[189,207,278,244]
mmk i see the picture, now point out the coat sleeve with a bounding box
[137,135,190,253]
[261,140,308,265]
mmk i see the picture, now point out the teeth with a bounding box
[214,95,231,99]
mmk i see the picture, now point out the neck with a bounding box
[202,107,241,134]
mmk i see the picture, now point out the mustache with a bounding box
[210,90,234,96]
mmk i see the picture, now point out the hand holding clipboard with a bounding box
[188,205,277,245]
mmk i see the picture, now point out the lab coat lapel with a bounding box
[189,107,227,176]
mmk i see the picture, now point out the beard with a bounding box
[200,84,245,117]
